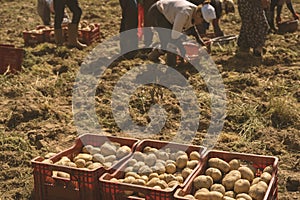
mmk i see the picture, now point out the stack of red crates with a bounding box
[0,44,24,74]
[173,150,279,200]
[31,134,139,200]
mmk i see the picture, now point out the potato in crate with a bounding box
[31,133,140,200]
[174,150,278,200]
[100,139,206,200]
[78,23,100,45]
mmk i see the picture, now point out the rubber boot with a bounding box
[67,23,87,50]
[54,29,64,46]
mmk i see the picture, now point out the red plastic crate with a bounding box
[23,30,45,46]
[0,44,24,74]
[78,23,100,45]
[31,133,140,200]
[100,140,207,200]
[174,150,278,200]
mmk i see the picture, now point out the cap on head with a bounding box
[201,4,216,23]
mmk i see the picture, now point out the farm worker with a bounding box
[188,0,235,37]
[119,0,139,59]
[236,0,269,57]
[37,0,69,26]
[53,0,86,49]
[268,0,299,31]
[147,0,216,65]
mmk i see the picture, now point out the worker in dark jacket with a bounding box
[119,0,139,58]
[53,0,86,49]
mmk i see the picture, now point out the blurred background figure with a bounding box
[37,0,69,26]
[188,0,235,37]
[53,0,86,49]
[119,0,138,58]
[268,0,299,31]
[236,0,270,57]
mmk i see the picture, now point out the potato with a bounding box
[90,147,101,155]
[249,182,268,200]
[209,191,223,200]
[149,172,159,180]
[87,162,102,170]
[210,184,225,194]
[183,194,195,199]
[44,152,56,159]
[223,197,235,200]
[168,180,179,188]
[176,154,188,169]
[205,167,222,182]
[75,153,93,161]
[138,165,152,176]
[234,179,251,194]
[236,193,253,200]
[142,146,152,153]
[124,190,134,196]
[252,177,261,185]
[92,153,105,163]
[156,180,168,189]
[82,145,93,154]
[187,160,199,169]
[229,159,241,170]
[75,158,86,168]
[222,170,242,190]
[194,190,210,200]
[56,171,70,179]
[133,161,146,172]
[176,175,184,183]
[127,158,137,166]
[147,177,160,187]
[193,175,213,190]
[133,152,145,162]
[224,191,236,198]
[67,162,77,168]
[263,165,273,174]
[208,158,230,173]
[116,145,131,159]
[182,167,193,180]
[125,172,140,179]
[154,162,166,174]
[165,174,177,183]
[42,159,53,164]
[144,153,157,166]
[133,178,146,186]
[238,166,254,182]
[100,142,117,156]
[175,151,187,158]
[105,155,117,163]
[156,151,169,161]
[194,189,210,200]
[189,151,201,160]
[260,172,272,184]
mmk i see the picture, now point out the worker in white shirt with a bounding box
[147,0,216,65]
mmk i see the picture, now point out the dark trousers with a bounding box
[143,0,159,46]
[53,0,82,29]
[147,4,172,50]
[119,0,138,54]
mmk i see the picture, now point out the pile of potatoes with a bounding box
[109,146,202,197]
[183,157,274,200]
[42,141,132,178]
